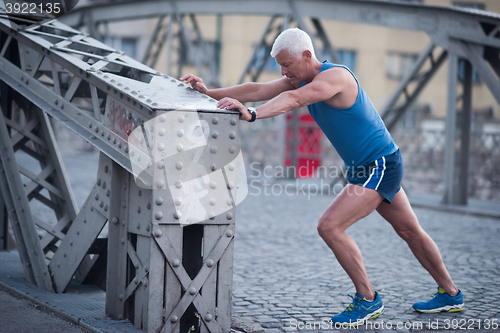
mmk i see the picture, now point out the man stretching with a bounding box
[181,28,464,326]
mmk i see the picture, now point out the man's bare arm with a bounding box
[252,67,349,119]
[180,74,294,103]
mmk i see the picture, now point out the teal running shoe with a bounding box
[331,292,384,327]
[413,287,465,313]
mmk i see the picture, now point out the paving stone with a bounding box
[231,186,500,331]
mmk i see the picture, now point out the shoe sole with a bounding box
[413,304,465,313]
[335,306,385,327]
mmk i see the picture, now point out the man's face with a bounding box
[275,49,305,86]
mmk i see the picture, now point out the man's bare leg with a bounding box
[376,188,458,296]
[317,184,384,300]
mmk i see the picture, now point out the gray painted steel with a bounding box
[0,7,242,333]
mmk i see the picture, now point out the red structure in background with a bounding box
[284,112,323,178]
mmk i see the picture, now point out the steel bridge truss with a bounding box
[0,4,243,332]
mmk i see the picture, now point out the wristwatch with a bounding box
[247,107,257,122]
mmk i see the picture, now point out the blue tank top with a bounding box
[302,61,398,168]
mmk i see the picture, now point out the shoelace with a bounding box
[343,294,361,313]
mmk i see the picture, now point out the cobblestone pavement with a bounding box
[232,180,500,332]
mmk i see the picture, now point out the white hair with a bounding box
[270,28,316,59]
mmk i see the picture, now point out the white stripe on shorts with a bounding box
[363,159,378,187]
[374,156,386,191]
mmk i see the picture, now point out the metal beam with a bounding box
[457,59,473,205]
[381,43,448,131]
[60,0,500,51]
[443,52,459,205]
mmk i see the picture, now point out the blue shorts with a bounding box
[346,149,403,204]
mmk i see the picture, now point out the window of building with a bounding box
[337,50,357,73]
[104,36,139,59]
[386,52,418,80]
[457,59,481,84]
[452,2,485,10]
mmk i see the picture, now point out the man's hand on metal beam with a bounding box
[180,74,208,94]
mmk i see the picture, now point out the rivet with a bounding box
[175,181,182,189]
[205,314,213,322]
[156,180,165,188]
[227,182,235,189]
[209,212,215,219]
[159,114,166,122]
[211,163,217,171]
[209,181,216,189]
[174,211,182,219]
[104,205,108,212]
[106,190,110,197]
[212,117,219,125]
[157,143,165,151]
[229,131,236,139]
[176,144,184,152]
[102,181,106,189]
[228,163,235,171]
[156,197,164,205]
[97,179,101,186]
[172,259,180,267]
[156,161,164,169]
[188,287,197,295]
[95,193,99,200]
[137,223,141,229]
[170,315,178,323]
[230,118,237,125]
[112,217,119,224]
[146,224,151,231]
[209,198,216,206]
[226,212,233,220]
[174,198,181,206]
[176,162,183,170]
[145,266,149,273]
[229,146,236,154]
[178,115,185,123]
[88,122,93,128]
[158,128,166,136]
[137,206,141,213]
[210,146,218,154]
[211,131,218,139]
[206,259,214,267]
[99,201,104,208]
[227,199,232,206]
[119,294,124,301]
[138,190,142,196]
[155,211,163,220]
[154,229,162,238]
[121,238,126,244]
[133,277,139,285]
[177,129,184,137]
[104,165,109,173]
[226,229,233,237]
